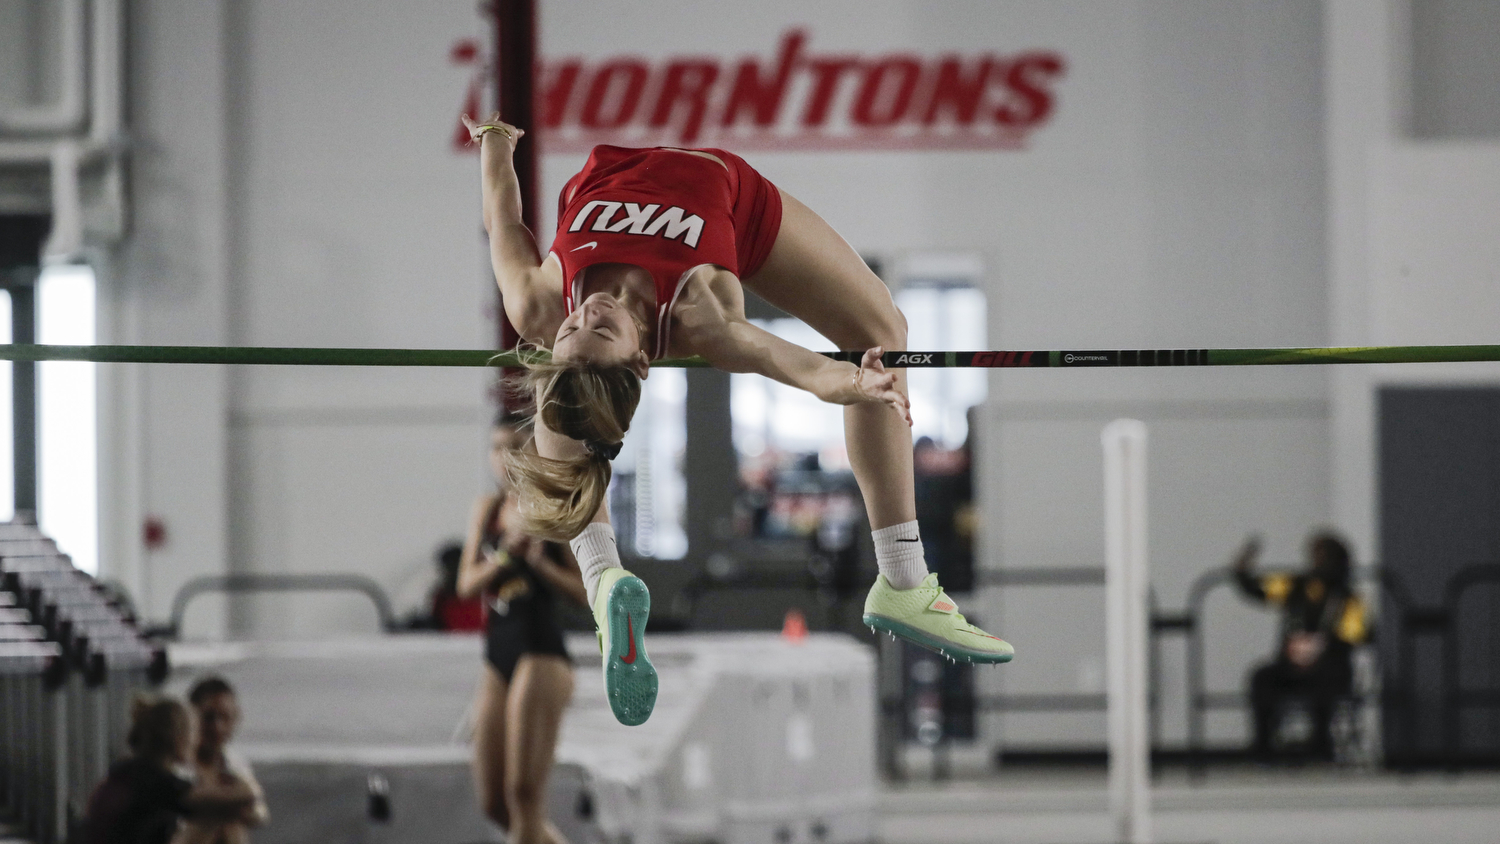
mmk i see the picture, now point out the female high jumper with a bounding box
[464,113,1013,727]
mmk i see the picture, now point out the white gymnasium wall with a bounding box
[1325,0,1500,595]
[101,0,1332,746]
[219,1,494,636]
[101,0,236,633]
[1369,145,1500,347]
[1327,141,1500,576]
[104,0,496,637]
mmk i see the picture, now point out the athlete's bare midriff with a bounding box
[659,148,728,170]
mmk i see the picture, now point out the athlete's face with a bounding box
[552,292,650,378]
[193,692,239,757]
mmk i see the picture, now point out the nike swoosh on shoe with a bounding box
[622,615,637,664]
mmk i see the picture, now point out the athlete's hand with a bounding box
[461,112,524,154]
[852,346,911,425]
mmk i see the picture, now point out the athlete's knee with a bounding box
[832,296,907,353]
[859,302,907,352]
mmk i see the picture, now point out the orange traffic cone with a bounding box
[782,608,808,643]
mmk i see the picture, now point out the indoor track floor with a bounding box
[878,769,1500,844]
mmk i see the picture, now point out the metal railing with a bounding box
[678,557,1500,775]
[159,572,400,639]
[1442,564,1500,765]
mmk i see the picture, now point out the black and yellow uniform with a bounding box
[1237,567,1368,758]
[479,498,570,681]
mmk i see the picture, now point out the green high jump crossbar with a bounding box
[2,343,1500,368]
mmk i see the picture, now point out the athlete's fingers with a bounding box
[853,347,888,399]
[882,390,912,426]
[866,370,897,395]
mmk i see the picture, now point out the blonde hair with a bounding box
[506,358,641,540]
[128,693,191,762]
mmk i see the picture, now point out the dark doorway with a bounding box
[1380,387,1500,765]
[0,214,47,515]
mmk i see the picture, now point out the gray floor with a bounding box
[878,769,1500,844]
[165,637,1500,844]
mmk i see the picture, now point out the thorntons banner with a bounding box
[455,29,1066,153]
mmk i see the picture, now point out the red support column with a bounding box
[494,0,536,355]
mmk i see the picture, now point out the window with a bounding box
[37,264,97,575]
[610,366,688,559]
[728,254,987,541]
[898,283,987,449]
[0,289,11,522]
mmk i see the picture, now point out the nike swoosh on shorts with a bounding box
[571,241,598,251]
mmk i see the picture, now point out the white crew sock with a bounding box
[873,520,929,590]
[571,522,621,608]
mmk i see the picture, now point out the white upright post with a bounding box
[1103,419,1152,844]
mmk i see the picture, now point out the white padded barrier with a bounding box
[168,631,876,844]
[558,633,876,844]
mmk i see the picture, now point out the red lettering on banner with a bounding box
[996,53,1064,126]
[540,61,583,128]
[973,352,996,367]
[1020,351,1034,366]
[853,56,922,126]
[720,31,806,128]
[802,58,861,127]
[581,60,649,129]
[650,60,720,144]
[450,38,485,152]
[454,29,1066,154]
[922,56,995,125]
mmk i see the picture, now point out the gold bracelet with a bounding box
[470,124,513,146]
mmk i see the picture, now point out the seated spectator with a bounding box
[431,541,485,631]
[80,694,257,844]
[180,677,269,844]
[1233,532,1368,760]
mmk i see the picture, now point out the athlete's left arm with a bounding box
[682,279,910,422]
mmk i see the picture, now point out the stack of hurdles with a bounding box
[0,521,163,844]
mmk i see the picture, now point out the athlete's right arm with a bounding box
[466,115,564,347]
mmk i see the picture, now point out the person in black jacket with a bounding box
[80,694,257,844]
[1234,532,1368,760]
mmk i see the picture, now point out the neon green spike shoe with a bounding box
[863,573,1014,664]
[593,568,657,726]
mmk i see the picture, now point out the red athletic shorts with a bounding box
[702,146,783,278]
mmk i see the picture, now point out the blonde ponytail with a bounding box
[506,448,614,541]
[505,358,641,540]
